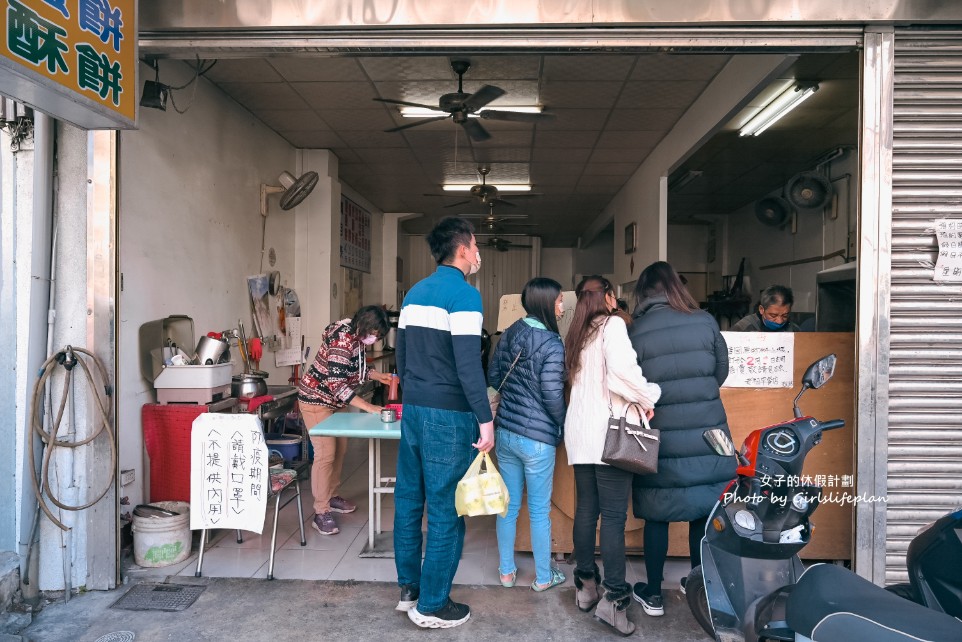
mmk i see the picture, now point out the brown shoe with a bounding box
[312,512,339,535]
[329,495,356,514]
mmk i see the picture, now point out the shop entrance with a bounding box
[121,33,866,583]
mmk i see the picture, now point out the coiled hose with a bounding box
[29,346,115,531]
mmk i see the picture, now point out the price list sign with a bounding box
[340,195,371,273]
[190,413,268,533]
[721,331,795,388]
[934,219,962,282]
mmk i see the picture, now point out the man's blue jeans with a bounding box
[495,428,557,586]
[394,404,478,613]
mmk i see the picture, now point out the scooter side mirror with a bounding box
[802,354,837,390]
[704,429,736,457]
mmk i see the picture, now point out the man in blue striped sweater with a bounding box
[394,217,495,629]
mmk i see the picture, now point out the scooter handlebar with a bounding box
[820,419,845,431]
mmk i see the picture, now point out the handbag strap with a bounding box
[600,318,653,429]
[599,317,614,417]
[497,349,523,392]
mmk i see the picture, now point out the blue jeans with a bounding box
[495,428,557,585]
[394,404,478,613]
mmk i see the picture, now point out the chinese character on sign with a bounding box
[78,0,123,52]
[76,43,122,105]
[7,0,69,73]
[191,414,269,533]
[42,0,69,19]
[934,219,962,282]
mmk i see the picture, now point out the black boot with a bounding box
[573,565,601,612]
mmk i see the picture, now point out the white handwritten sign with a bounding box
[721,332,794,388]
[190,413,268,533]
[934,219,962,282]
[498,291,577,338]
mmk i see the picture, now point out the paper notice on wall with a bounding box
[721,332,794,388]
[190,413,268,533]
[275,316,303,366]
[934,219,962,282]
[498,292,577,338]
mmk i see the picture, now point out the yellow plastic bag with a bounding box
[455,451,510,518]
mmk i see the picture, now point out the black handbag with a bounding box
[597,318,660,474]
[601,402,660,475]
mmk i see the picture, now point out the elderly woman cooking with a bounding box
[297,305,392,536]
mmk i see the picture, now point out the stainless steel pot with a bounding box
[232,372,268,399]
[195,336,229,365]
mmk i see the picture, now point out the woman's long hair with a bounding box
[633,261,699,314]
[522,277,563,335]
[564,275,614,384]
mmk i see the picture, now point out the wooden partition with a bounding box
[515,332,856,560]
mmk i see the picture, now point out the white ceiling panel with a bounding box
[216,82,309,110]
[536,108,609,131]
[282,131,347,149]
[616,80,707,110]
[254,109,329,132]
[336,129,410,148]
[269,57,367,82]
[292,82,382,109]
[540,81,624,109]
[319,109,398,131]
[534,130,600,149]
[607,109,685,131]
[630,54,730,81]
[203,59,283,83]
[595,130,664,149]
[359,57,457,81]
[543,55,635,81]
[205,52,858,246]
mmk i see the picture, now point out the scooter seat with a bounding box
[787,563,962,641]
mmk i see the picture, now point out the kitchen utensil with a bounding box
[237,320,250,373]
[195,335,229,365]
[231,372,268,399]
[380,408,398,423]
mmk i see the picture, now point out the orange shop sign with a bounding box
[0,0,136,128]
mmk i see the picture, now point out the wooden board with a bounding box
[515,332,856,560]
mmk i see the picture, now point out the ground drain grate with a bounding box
[93,633,136,642]
[110,583,206,612]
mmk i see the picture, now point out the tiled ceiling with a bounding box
[203,53,858,247]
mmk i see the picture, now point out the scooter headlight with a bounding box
[734,510,757,530]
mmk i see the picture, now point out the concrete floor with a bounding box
[13,439,709,641]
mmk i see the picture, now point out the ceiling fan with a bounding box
[474,215,537,233]
[479,236,535,252]
[425,165,542,209]
[373,60,553,142]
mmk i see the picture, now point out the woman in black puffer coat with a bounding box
[627,262,735,616]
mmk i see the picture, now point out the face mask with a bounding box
[360,335,378,345]
[468,251,481,275]
[762,318,787,330]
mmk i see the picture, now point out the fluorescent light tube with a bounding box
[400,106,543,118]
[442,184,532,192]
[739,82,819,137]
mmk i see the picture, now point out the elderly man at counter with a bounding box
[730,285,801,332]
[297,305,392,536]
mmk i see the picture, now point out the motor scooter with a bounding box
[686,354,962,642]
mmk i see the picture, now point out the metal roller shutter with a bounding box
[888,29,962,584]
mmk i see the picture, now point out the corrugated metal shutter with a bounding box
[888,29,962,584]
